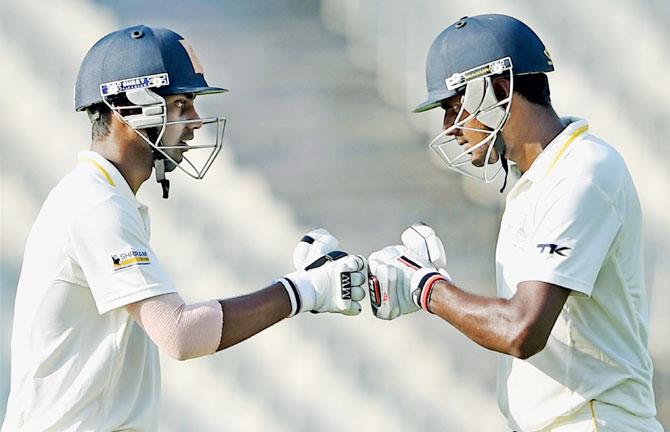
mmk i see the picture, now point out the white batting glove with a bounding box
[278,229,367,316]
[368,223,451,320]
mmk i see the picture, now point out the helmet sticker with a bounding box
[446,57,512,90]
[100,73,169,96]
[179,40,204,75]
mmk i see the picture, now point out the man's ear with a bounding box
[108,109,151,143]
[108,109,132,135]
[492,77,511,101]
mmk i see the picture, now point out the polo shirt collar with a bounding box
[521,117,589,183]
[77,151,144,209]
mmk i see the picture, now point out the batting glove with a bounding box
[368,223,451,320]
[278,229,367,316]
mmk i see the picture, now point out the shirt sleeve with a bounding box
[67,196,177,314]
[519,176,622,296]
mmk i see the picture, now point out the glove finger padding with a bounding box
[293,228,339,269]
[349,271,366,287]
[351,285,366,302]
[333,254,365,304]
[340,300,363,316]
[309,254,368,314]
[401,222,447,270]
[343,255,368,303]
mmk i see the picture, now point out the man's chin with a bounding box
[471,153,499,168]
[164,159,179,173]
[471,158,486,168]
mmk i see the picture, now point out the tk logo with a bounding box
[537,243,571,257]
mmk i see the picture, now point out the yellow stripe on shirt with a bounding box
[78,157,116,186]
[115,256,150,267]
[544,125,589,178]
[589,400,599,431]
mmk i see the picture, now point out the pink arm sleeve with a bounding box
[126,293,223,361]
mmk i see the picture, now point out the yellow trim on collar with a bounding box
[544,125,589,179]
[78,157,116,187]
[589,400,599,431]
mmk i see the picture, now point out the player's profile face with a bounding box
[161,94,202,163]
[441,96,498,167]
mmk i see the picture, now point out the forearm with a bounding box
[428,280,525,357]
[217,282,291,350]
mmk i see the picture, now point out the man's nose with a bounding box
[188,108,203,130]
[442,115,462,136]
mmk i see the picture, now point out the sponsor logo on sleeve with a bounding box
[111,247,151,272]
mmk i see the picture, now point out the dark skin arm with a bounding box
[217,282,292,351]
[428,280,570,359]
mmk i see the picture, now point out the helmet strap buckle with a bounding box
[153,157,171,199]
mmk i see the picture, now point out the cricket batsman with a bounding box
[1,25,366,431]
[367,14,663,431]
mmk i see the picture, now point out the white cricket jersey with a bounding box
[495,118,657,431]
[2,151,176,432]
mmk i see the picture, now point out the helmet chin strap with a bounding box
[150,147,180,199]
[149,143,183,201]
[153,157,170,199]
[146,126,174,199]
[493,134,509,193]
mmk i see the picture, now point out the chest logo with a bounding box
[537,243,571,257]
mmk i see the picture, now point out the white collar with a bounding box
[521,117,589,183]
[77,151,145,209]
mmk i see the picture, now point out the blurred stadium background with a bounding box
[1,0,668,430]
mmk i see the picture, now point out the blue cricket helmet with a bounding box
[413,14,553,113]
[75,25,226,112]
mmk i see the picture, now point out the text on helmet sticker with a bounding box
[100,73,169,96]
[446,57,512,90]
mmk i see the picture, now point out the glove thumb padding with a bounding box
[401,222,447,269]
[293,228,339,269]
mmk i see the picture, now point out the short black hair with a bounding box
[513,73,551,107]
[86,103,112,140]
[86,94,144,140]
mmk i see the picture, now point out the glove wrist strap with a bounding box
[421,273,446,313]
[275,278,300,317]
[413,270,447,313]
[280,270,317,315]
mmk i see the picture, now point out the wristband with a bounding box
[276,270,317,316]
[275,278,300,317]
[420,272,447,312]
